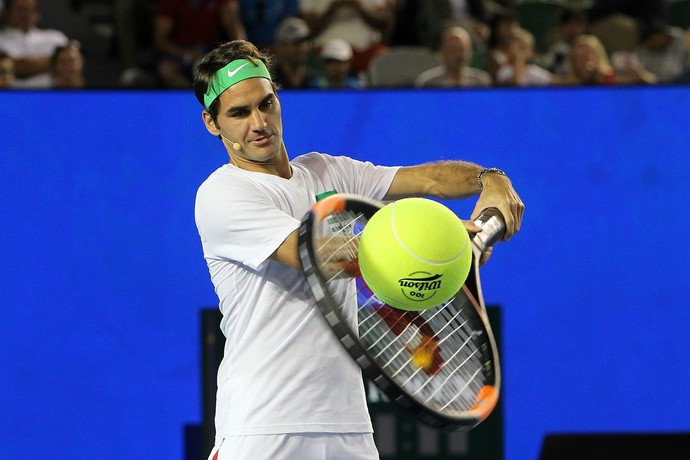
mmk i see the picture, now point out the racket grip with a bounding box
[473,208,506,250]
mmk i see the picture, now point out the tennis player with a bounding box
[194,40,523,460]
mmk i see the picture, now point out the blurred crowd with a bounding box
[1,0,690,90]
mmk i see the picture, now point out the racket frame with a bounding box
[299,193,502,431]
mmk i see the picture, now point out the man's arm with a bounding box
[220,1,247,42]
[271,229,301,270]
[154,15,185,57]
[13,56,52,78]
[384,161,524,240]
[270,160,524,269]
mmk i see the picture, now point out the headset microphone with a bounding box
[220,134,241,151]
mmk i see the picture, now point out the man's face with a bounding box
[323,59,350,81]
[278,39,311,65]
[7,0,39,31]
[572,43,600,78]
[208,77,284,169]
[54,47,84,78]
[443,34,471,70]
[562,20,586,43]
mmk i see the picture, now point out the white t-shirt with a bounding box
[0,27,68,88]
[195,152,399,441]
[496,63,552,87]
[300,0,387,51]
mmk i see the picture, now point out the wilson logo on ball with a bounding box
[398,272,443,302]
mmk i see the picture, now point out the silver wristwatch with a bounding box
[477,167,506,191]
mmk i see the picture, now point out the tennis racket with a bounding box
[298,193,504,431]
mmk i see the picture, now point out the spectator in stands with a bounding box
[226,0,300,50]
[633,20,689,83]
[0,50,15,88]
[496,28,552,86]
[677,31,690,83]
[416,0,493,51]
[540,7,588,77]
[415,25,490,87]
[554,34,656,86]
[271,17,320,89]
[485,8,519,84]
[301,0,396,74]
[309,37,363,88]
[50,40,85,89]
[154,0,245,88]
[0,0,69,88]
[587,0,669,44]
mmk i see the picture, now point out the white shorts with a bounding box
[208,433,379,460]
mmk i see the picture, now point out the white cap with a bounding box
[276,17,310,43]
[320,39,353,61]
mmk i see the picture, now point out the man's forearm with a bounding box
[384,160,486,200]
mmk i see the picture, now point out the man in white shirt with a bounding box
[193,39,523,459]
[300,0,394,74]
[0,0,68,88]
[416,26,490,88]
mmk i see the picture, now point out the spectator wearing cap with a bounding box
[310,38,363,89]
[271,16,320,89]
[0,0,69,88]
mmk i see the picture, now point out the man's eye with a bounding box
[261,99,274,110]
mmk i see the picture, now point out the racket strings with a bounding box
[316,210,365,280]
[356,289,492,412]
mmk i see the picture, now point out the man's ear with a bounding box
[202,110,220,136]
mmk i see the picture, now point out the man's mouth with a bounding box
[251,134,273,146]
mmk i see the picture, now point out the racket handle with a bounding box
[473,208,506,251]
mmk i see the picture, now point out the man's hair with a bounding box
[50,40,82,69]
[193,40,275,122]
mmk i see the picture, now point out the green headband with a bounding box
[203,59,272,109]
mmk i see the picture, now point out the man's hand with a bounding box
[471,173,524,240]
[462,220,494,266]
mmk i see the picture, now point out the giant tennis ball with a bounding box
[358,198,472,311]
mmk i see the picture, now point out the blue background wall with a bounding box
[1,87,689,459]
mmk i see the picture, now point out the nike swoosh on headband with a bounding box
[227,62,249,78]
[203,59,272,109]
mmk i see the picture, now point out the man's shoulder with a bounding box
[293,152,367,179]
[415,65,446,87]
[0,27,68,45]
[198,164,249,189]
[0,27,20,44]
[463,66,491,86]
[196,164,276,207]
[22,27,68,41]
[293,152,360,168]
